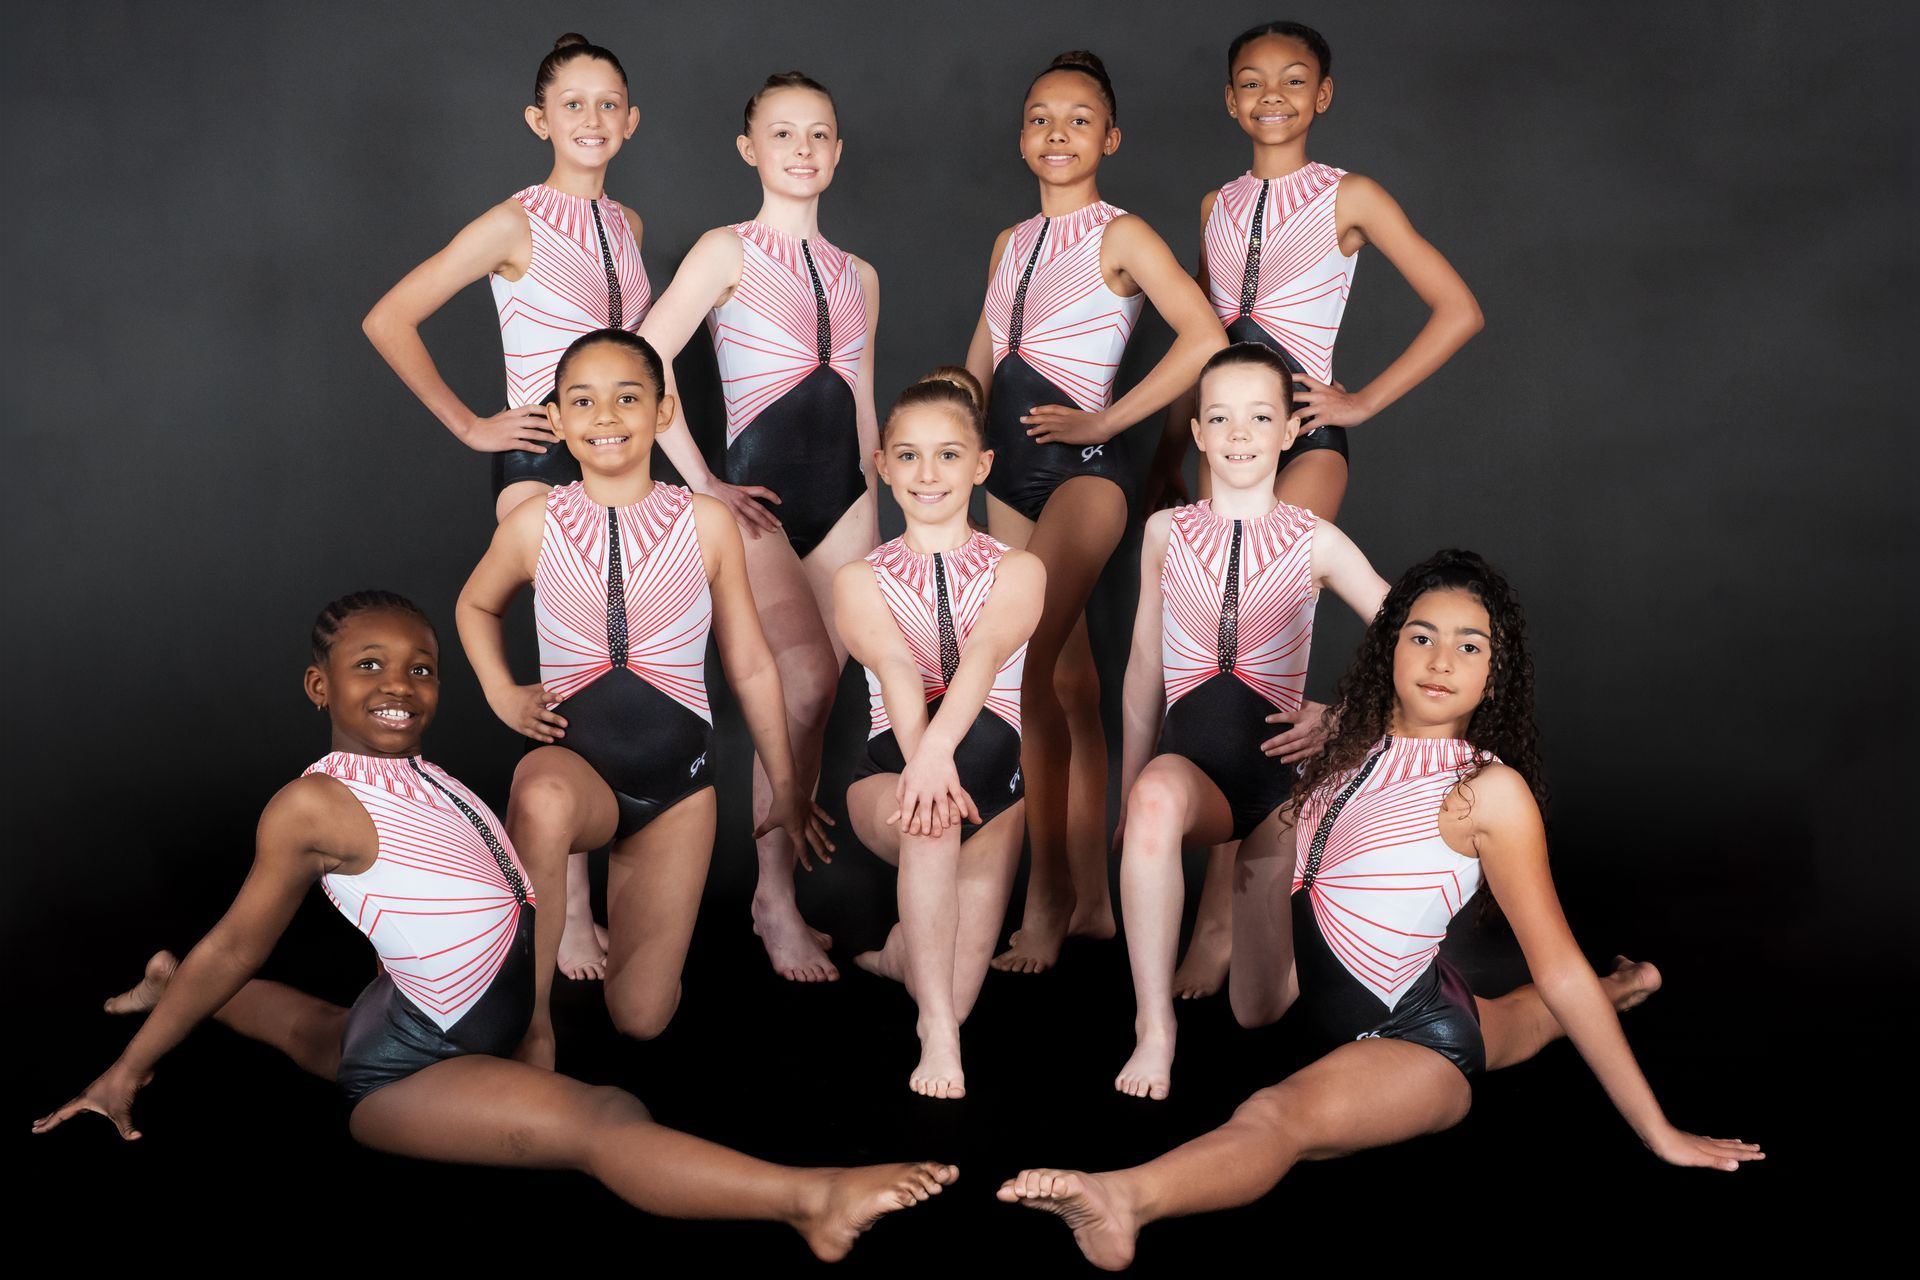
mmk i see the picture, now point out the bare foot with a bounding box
[853,923,909,986]
[992,900,1073,974]
[997,1168,1139,1271]
[1068,899,1117,941]
[754,897,839,982]
[558,916,608,982]
[910,1025,966,1100]
[513,1019,557,1070]
[1114,1027,1175,1100]
[1605,955,1662,1012]
[104,951,178,1015]
[593,921,610,953]
[797,1161,958,1263]
[1171,927,1230,999]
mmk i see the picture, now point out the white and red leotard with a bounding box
[533,479,715,837]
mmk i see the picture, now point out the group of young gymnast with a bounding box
[35,21,1761,1268]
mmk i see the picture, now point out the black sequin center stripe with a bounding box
[605,507,629,667]
[1300,737,1391,889]
[1237,180,1270,319]
[801,241,831,364]
[1007,218,1051,351]
[1216,520,1243,673]
[933,552,961,686]
[588,199,624,328]
[408,760,529,905]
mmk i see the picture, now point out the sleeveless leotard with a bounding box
[983,202,1145,519]
[707,221,868,557]
[1203,164,1356,466]
[853,531,1027,834]
[534,480,714,838]
[1155,500,1317,838]
[489,184,652,495]
[1291,734,1491,1078]
[307,751,535,1106]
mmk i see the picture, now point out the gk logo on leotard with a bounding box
[689,752,708,777]
[1355,1030,1381,1041]
[1080,445,1105,462]
[1009,767,1021,793]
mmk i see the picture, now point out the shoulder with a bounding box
[1451,762,1540,831]
[1200,188,1222,221]
[850,253,880,291]
[691,224,749,261]
[993,545,1045,587]
[499,484,552,543]
[989,223,1018,259]
[471,197,532,239]
[260,773,362,843]
[687,490,738,542]
[1141,507,1175,548]
[835,554,882,593]
[1332,172,1391,212]
[1101,211,1168,253]
[618,203,644,239]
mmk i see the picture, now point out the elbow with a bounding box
[361,304,391,346]
[1459,297,1485,340]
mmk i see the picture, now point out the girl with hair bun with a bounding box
[365,34,655,526]
[1002,551,1754,1270]
[639,71,883,984]
[964,50,1228,975]
[35,592,956,1262]
[836,370,1043,1099]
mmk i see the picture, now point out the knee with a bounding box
[607,981,681,1042]
[786,654,843,736]
[1229,985,1296,1030]
[1052,650,1101,718]
[508,771,581,850]
[1229,1085,1295,1140]
[1126,769,1185,839]
[583,1082,650,1127]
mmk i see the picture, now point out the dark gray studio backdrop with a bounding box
[3,2,1911,977]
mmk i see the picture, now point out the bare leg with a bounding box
[1116,757,1234,1100]
[504,747,619,1067]
[988,479,1127,974]
[1271,449,1347,521]
[1479,955,1663,1070]
[106,951,345,1080]
[495,479,553,524]
[999,1038,1470,1270]
[849,773,909,984]
[1171,843,1236,1000]
[949,804,1024,1023]
[743,517,852,984]
[558,852,608,982]
[349,1055,957,1263]
[898,824,966,1099]
[1227,813,1298,1030]
[1060,615,1117,941]
[602,787,717,1040]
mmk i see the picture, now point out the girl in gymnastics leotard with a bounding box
[836,370,1044,1100]
[1147,20,1487,1003]
[363,33,656,524]
[964,51,1229,975]
[638,72,881,985]
[1114,344,1389,1101]
[34,592,955,1260]
[999,550,1760,1269]
[457,329,831,1061]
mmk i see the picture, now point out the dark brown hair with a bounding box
[884,368,987,448]
[1198,342,1296,418]
[1028,50,1117,125]
[743,71,836,135]
[310,591,435,664]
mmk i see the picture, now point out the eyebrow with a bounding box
[1406,618,1491,640]
[1234,61,1310,75]
[765,119,832,128]
[894,440,970,449]
[563,380,647,392]
[1027,101,1099,112]
[1202,401,1277,412]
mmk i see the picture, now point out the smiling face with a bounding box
[877,404,991,526]
[738,87,841,199]
[306,610,439,757]
[1224,33,1332,145]
[1390,588,1493,737]
[1192,362,1298,493]
[526,55,638,170]
[1021,70,1120,185]
[547,341,674,476]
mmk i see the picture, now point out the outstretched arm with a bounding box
[455,501,564,742]
[637,229,781,535]
[33,778,359,1139]
[1473,766,1763,1171]
[362,201,554,456]
[1023,216,1228,448]
[697,498,833,861]
[1290,175,1483,431]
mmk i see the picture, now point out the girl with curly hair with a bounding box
[1000,550,1760,1270]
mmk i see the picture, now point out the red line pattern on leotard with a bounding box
[864,532,1026,736]
[985,202,1144,411]
[309,753,534,1031]
[491,185,652,408]
[706,222,866,445]
[1292,736,1489,1009]
[1161,500,1317,711]
[1203,165,1354,383]
[534,481,713,719]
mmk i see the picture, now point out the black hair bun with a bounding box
[553,32,591,52]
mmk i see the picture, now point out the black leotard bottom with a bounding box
[552,668,715,841]
[490,398,582,496]
[852,696,1024,839]
[1225,317,1349,469]
[1290,890,1485,1080]
[985,353,1134,520]
[336,903,536,1109]
[1156,675,1295,841]
[726,364,865,558]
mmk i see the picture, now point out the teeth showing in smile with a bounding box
[588,435,629,446]
[575,137,606,146]
[1225,453,1256,461]
[1255,114,1292,123]
[373,708,413,722]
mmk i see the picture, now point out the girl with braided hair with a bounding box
[1001,550,1758,1270]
